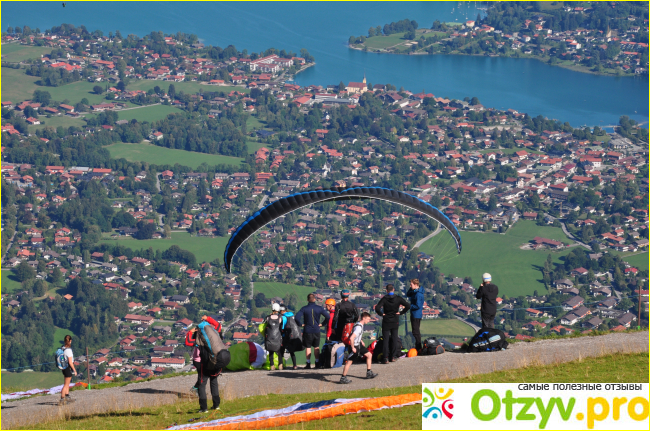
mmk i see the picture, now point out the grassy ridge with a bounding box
[420,220,580,297]
[17,351,648,430]
[105,142,243,168]
[100,232,230,264]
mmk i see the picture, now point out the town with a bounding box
[1,22,648,387]
[349,1,649,76]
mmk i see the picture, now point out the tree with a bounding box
[168,84,176,100]
[135,220,156,240]
[93,85,103,95]
[116,81,126,92]
[224,309,234,322]
[15,261,36,282]
[254,292,267,308]
[32,90,52,105]
[51,267,63,284]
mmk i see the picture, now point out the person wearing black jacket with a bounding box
[374,284,410,364]
[333,289,359,341]
[476,273,499,329]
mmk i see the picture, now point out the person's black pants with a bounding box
[410,315,422,350]
[481,313,495,329]
[279,345,296,367]
[382,326,399,361]
[195,361,220,410]
[268,350,281,367]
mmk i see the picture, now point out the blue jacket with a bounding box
[281,311,294,329]
[295,303,330,334]
[406,287,424,319]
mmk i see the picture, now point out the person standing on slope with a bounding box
[374,284,410,364]
[57,335,77,406]
[476,273,499,329]
[406,278,424,352]
[295,294,330,369]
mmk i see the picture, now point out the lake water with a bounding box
[3,1,648,127]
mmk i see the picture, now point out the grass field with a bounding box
[126,80,249,96]
[478,147,545,155]
[1,371,64,394]
[254,282,316,305]
[362,32,409,49]
[1,269,23,293]
[618,252,649,271]
[246,139,270,154]
[105,142,244,168]
[0,67,128,106]
[50,326,78,355]
[30,114,86,133]
[86,104,181,123]
[18,350,648,429]
[396,318,476,342]
[1,44,53,62]
[100,232,229,264]
[419,220,579,297]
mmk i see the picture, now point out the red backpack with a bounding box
[341,322,362,346]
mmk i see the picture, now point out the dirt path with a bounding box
[2,331,647,429]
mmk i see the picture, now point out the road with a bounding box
[1,230,16,264]
[257,195,268,209]
[454,315,480,332]
[544,214,592,251]
[411,224,442,251]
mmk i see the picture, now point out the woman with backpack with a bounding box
[279,305,302,370]
[57,335,76,406]
[185,315,224,413]
[264,303,284,370]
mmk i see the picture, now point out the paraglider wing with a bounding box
[224,187,461,272]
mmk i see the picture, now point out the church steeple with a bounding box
[362,72,366,84]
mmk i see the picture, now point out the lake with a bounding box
[3,1,647,127]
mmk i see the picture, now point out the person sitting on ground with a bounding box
[264,303,284,370]
[325,298,337,342]
[279,305,300,370]
[333,289,359,342]
[374,284,410,364]
[476,273,499,329]
[340,312,378,384]
[406,278,424,352]
[58,335,77,406]
[295,293,330,369]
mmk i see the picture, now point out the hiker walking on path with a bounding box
[57,335,76,406]
[295,294,330,369]
[340,312,378,384]
[476,273,499,329]
[264,303,284,370]
[374,284,410,364]
[406,279,424,352]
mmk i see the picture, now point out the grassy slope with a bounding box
[618,252,649,271]
[419,220,579,297]
[86,104,181,123]
[362,33,408,49]
[100,232,229,264]
[1,269,23,293]
[29,114,86,133]
[253,282,316,302]
[1,45,54,62]
[19,351,648,430]
[50,326,79,355]
[1,371,64,394]
[105,142,243,168]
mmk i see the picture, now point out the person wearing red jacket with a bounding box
[185,315,223,412]
[325,298,337,342]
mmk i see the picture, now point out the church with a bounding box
[346,74,368,94]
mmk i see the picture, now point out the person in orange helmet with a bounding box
[325,298,337,342]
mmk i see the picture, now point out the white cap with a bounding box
[272,303,281,312]
[483,273,492,282]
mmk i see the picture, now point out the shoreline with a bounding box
[348,44,642,78]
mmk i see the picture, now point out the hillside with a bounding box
[2,330,647,429]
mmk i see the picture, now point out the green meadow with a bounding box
[100,232,229,264]
[84,104,181,123]
[1,44,53,62]
[253,282,316,303]
[126,80,249,96]
[1,269,23,294]
[106,142,244,168]
[420,220,579,297]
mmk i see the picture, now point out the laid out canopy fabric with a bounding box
[224,187,461,272]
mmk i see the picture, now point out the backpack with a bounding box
[55,346,69,370]
[196,321,230,372]
[341,322,362,346]
[467,328,508,353]
[318,342,346,368]
[282,315,304,352]
[264,315,282,352]
[371,335,403,362]
[422,337,445,355]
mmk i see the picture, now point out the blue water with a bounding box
[3,1,648,127]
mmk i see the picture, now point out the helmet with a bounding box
[325,298,336,306]
[271,303,281,312]
[407,348,418,358]
[482,273,492,282]
[341,289,350,297]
